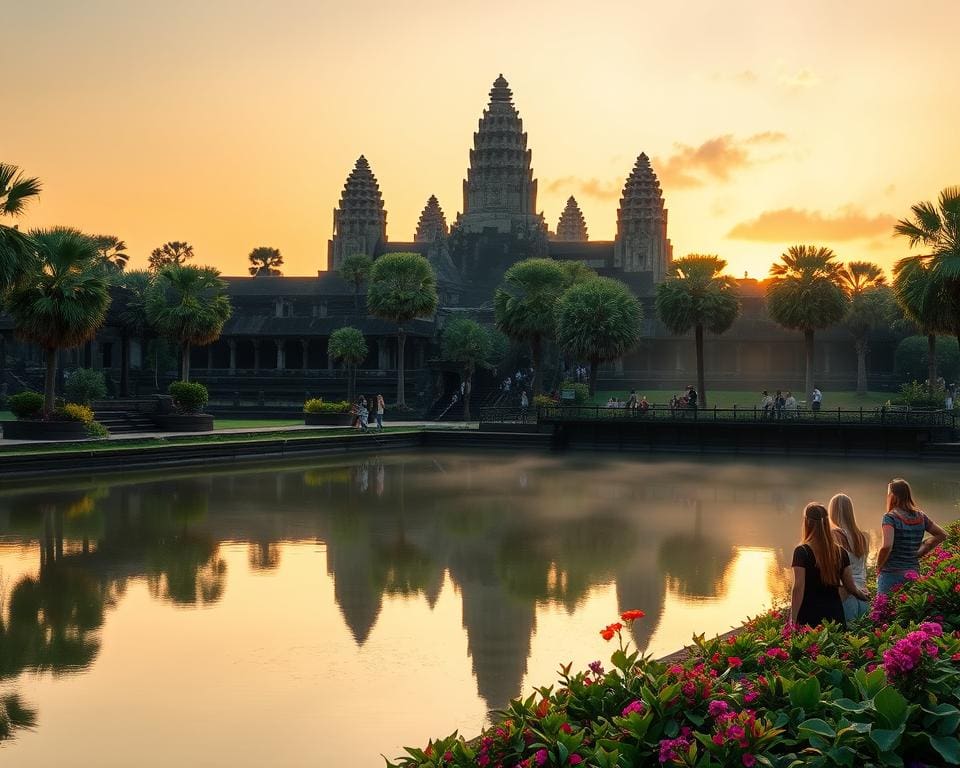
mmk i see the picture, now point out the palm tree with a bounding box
[92,235,129,272]
[893,255,951,389]
[366,252,438,408]
[555,277,643,395]
[894,186,960,356]
[248,246,283,276]
[328,326,368,403]
[146,264,232,382]
[440,318,492,421]
[118,270,155,395]
[338,253,373,316]
[838,261,892,395]
[493,258,569,396]
[6,228,111,414]
[148,241,194,271]
[0,162,42,291]
[655,254,740,407]
[766,245,849,403]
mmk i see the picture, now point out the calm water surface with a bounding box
[0,451,957,766]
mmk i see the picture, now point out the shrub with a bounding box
[894,335,960,384]
[8,391,44,420]
[64,368,107,405]
[559,380,590,404]
[85,420,109,438]
[168,381,209,413]
[54,403,95,423]
[892,380,947,409]
[532,394,555,408]
[304,398,350,414]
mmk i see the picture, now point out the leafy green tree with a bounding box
[894,186,960,356]
[92,235,129,273]
[148,241,194,271]
[248,246,283,276]
[559,260,597,287]
[837,262,894,394]
[118,269,155,394]
[146,264,232,382]
[339,253,373,315]
[328,326,368,402]
[839,260,886,295]
[893,255,951,389]
[555,277,643,395]
[494,258,568,396]
[766,245,849,402]
[655,254,740,407]
[0,162,41,291]
[441,318,492,421]
[6,228,111,414]
[366,252,438,408]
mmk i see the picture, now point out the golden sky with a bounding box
[6,0,960,278]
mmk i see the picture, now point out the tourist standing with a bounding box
[775,390,785,419]
[520,390,529,419]
[687,386,698,411]
[811,387,822,412]
[639,395,650,413]
[784,391,797,417]
[828,493,870,621]
[877,478,947,595]
[627,389,638,410]
[946,387,954,411]
[760,390,773,418]
[790,503,867,628]
[375,394,385,431]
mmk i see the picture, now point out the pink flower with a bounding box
[534,749,548,766]
[904,570,919,581]
[621,700,645,717]
[569,757,583,766]
[727,656,743,668]
[742,755,756,767]
[708,700,731,718]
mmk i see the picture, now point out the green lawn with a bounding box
[213,418,303,429]
[590,389,894,409]
[0,411,12,421]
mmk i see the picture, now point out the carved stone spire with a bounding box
[614,153,673,280]
[328,155,387,271]
[455,75,545,235]
[556,196,588,241]
[414,195,449,242]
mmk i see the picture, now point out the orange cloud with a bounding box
[727,206,897,242]
[545,176,622,201]
[655,133,787,189]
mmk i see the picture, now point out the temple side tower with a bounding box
[613,153,672,281]
[328,155,387,271]
[455,75,545,235]
[555,196,588,241]
[414,195,449,243]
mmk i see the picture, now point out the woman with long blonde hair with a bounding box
[877,478,947,595]
[828,493,870,620]
[790,502,869,627]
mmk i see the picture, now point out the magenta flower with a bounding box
[621,700,645,717]
[534,749,548,766]
[708,700,731,718]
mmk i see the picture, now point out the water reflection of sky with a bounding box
[0,452,957,767]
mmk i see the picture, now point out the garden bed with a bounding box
[0,420,91,441]
[390,523,960,768]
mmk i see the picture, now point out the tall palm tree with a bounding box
[894,186,960,356]
[92,235,129,272]
[148,241,194,272]
[766,245,849,404]
[118,270,155,395]
[838,261,891,395]
[440,318,492,421]
[248,246,283,276]
[366,252,438,408]
[328,326,368,403]
[6,228,111,414]
[0,162,42,291]
[146,264,232,382]
[555,277,643,395]
[655,254,741,407]
[338,253,373,316]
[494,258,569,396]
[893,255,950,389]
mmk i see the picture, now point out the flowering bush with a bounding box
[303,398,351,414]
[389,525,960,768]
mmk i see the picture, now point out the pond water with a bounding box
[0,451,957,766]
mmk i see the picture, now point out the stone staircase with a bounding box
[91,399,158,434]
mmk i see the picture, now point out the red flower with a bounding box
[620,609,646,621]
[727,656,743,668]
[600,622,623,641]
[561,722,573,734]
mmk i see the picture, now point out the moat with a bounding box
[1,451,956,767]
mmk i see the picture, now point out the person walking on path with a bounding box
[828,493,870,621]
[375,394,385,431]
[877,478,947,595]
[790,502,868,628]
[811,387,823,412]
[520,390,529,420]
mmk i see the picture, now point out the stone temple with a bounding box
[0,75,899,409]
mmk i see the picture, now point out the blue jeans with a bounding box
[376,412,383,430]
[878,570,907,596]
[842,595,870,622]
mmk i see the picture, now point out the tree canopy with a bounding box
[338,253,373,314]
[0,162,42,292]
[440,317,493,420]
[328,326,368,402]
[248,246,283,276]
[148,241,195,271]
[93,235,129,273]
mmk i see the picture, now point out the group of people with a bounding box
[501,367,535,394]
[790,477,947,628]
[351,394,385,431]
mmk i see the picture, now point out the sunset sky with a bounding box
[6,0,959,278]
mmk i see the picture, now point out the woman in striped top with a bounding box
[876,478,947,595]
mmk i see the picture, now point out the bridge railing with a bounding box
[478,404,956,427]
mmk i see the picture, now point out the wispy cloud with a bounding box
[778,67,821,89]
[655,132,787,189]
[727,206,896,242]
[545,176,622,201]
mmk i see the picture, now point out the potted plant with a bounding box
[304,398,354,426]
[151,381,214,432]
[2,391,108,440]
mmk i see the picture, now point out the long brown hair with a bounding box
[888,478,920,516]
[828,493,869,559]
[801,502,842,586]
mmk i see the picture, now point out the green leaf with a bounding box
[873,686,909,729]
[929,735,960,764]
[869,727,903,753]
[789,676,822,710]
[556,742,569,765]
[799,718,837,739]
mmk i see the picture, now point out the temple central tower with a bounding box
[455,75,544,235]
